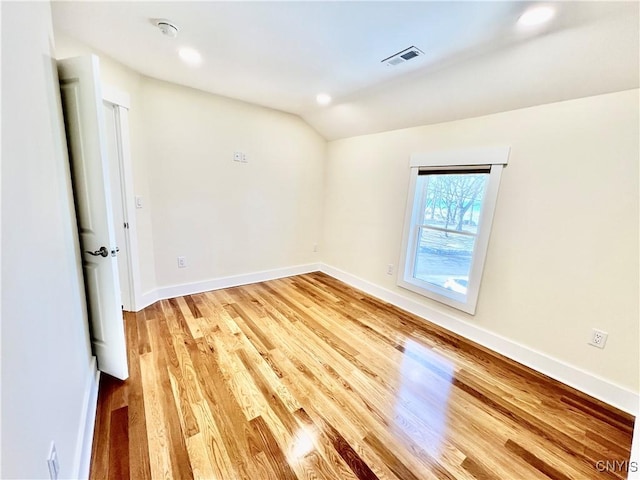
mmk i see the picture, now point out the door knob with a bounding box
[87,246,109,257]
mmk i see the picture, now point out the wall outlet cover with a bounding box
[589,328,608,349]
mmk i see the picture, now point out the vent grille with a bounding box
[382,46,424,67]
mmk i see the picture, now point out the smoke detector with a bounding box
[154,19,179,38]
[381,46,424,67]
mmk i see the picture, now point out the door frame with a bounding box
[102,84,142,311]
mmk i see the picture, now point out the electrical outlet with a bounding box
[177,256,187,268]
[47,442,59,480]
[233,152,248,163]
[313,243,318,253]
[589,328,608,349]
[386,264,394,275]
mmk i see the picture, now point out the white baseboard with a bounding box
[135,263,320,311]
[72,356,100,480]
[319,263,639,416]
[138,289,159,311]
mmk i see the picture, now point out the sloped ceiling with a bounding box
[52,1,639,140]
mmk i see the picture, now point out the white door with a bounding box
[58,55,129,380]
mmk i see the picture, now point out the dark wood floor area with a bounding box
[90,272,635,479]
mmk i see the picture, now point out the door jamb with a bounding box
[102,85,142,311]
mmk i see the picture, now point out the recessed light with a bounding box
[179,47,202,66]
[518,5,555,27]
[316,93,332,106]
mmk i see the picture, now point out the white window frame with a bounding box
[397,147,509,314]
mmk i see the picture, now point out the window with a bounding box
[398,147,509,314]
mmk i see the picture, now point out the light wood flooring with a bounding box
[90,272,635,479]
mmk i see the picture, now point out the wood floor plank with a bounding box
[124,312,152,480]
[251,450,280,480]
[293,408,362,480]
[250,415,298,480]
[139,352,174,480]
[206,325,264,421]
[163,298,196,341]
[460,456,499,480]
[184,432,218,480]
[137,309,152,355]
[505,439,573,480]
[146,319,195,480]
[188,335,262,480]
[309,408,380,480]
[189,399,237,480]
[89,273,635,480]
[184,294,203,319]
[156,316,200,439]
[89,374,117,479]
[108,406,130,480]
[175,296,204,339]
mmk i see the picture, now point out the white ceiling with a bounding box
[52,1,639,140]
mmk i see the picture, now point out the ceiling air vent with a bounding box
[381,46,424,67]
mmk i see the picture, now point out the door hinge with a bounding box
[124,222,129,229]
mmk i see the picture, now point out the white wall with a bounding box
[140,78,325,289]
[53,33,326,299]
[1,3,95,478]
[323,90,639,394]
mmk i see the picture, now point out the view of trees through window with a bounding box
[413,171,489,295]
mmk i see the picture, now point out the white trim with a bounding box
[72,357,100,480]
[102,84,130,109]
[410,146,510,167]
[398,162,504,314]
[136,263,320,310]
[102,88,143,312]
[139,289,160,311]
[115,107,143,311]
[320,263,639,415]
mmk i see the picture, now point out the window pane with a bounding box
[413,228,475,294]
[418,173,488,234]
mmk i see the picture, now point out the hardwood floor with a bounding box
[90,272,635,479]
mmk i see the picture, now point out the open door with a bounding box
[58,55,129,380]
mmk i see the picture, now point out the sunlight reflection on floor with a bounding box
[395,339,455,459]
